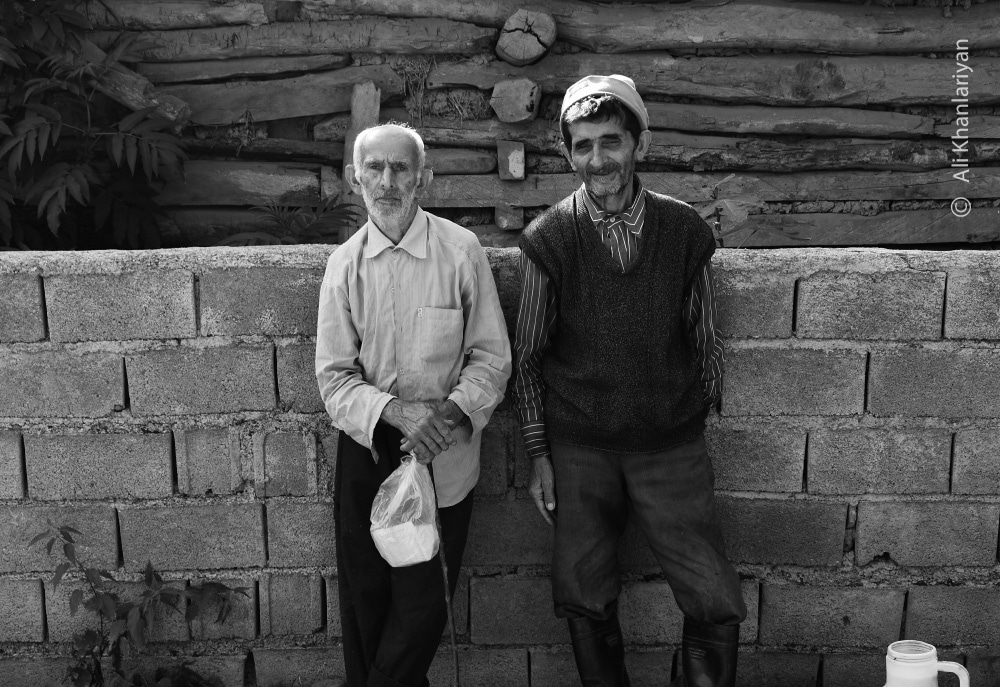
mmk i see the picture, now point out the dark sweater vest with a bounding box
[519,186,715,453]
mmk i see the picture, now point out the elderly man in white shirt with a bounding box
[316,123,511,687]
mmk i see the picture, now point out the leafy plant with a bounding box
[0,0,186,250]
[216,196,361,246]
[30,522,248,687]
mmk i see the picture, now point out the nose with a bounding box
[589,142,607,167]
[379,166,395,189]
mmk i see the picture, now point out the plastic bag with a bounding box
[370,455,440,567]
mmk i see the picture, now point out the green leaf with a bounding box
[46,538,55,556]
[65,172,83,205]
[139,140,152,181]
[109,133,123,166]
[69,588,84,615]
[37,123,50,160]
[118,107,156,134]
[63,525,83,536]
[63,541,76,564]
[6,141,23,181]
[99,591,117,620]
[127,605,145,649]
[144,561,154,588]
[52,561,71,589]
[28,530,50,548]
[124,135,137,173]
[24,129,36,163]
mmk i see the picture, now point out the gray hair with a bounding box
[352,122,426,171]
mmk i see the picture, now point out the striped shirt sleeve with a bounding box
[685,262,725,407]
[513,251,558,461]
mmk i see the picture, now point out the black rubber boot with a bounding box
[678,616,739,687]
[567,613,631,687]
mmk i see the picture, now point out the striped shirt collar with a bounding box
[580,177,646,236]
[363,206,428,260]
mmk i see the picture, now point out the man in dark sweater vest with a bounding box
[514,75,746,687]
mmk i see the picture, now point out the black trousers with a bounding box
[335,425,474,687]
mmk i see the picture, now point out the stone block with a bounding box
[531,649,677,687]
[0,504,118,572]
[952,428,1000,495]
[118,503,265,571]
[0,431,24,499]
[463,499,552,566]
[123,654,246,687]
[856,500,999,567]
[277,341,325,413]
[719,496,847,566]
[0,579,43,641]
[944,269,1000,339]
[46,579,188,642]
[0,351,124,418]
[807,430,951,495]
[0,273,45,342]
[262,573,324,636]
[429,648,527,687]
[797,270,944,340]
[24,433,172,500]
[469,577,563,644]
[760,585,903,647]
[821,653,884,687]
[497,140,526,180]
[266,501,335,567]
[45,271,196,342]
[736,651,820,687]
[868,349,1000,418]
[723,347,866,416]
[906,585,1000,646]
[706,425,805,492]
[256,431,316,497]
[620,579,758,645]
[127,344,275,415]
[0,657,74,687]
[190,577,257,640]
[175,428,243,496]
[200,267,323,336]
[253,647,343,687]
[714,267,795,339]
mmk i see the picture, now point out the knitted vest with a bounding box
[519,187,715,453]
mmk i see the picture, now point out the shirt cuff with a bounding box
[447,389,483,433]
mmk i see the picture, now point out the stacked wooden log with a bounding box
[83,0,1000,247]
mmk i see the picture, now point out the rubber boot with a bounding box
[567,612,631,687]
[677,616,739,687]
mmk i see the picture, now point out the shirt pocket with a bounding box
[417,307,465,364]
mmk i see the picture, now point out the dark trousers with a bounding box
[335,426,474,687]
[551,435,746,625]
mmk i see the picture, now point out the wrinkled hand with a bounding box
[529,455,556,526]
[381,399,456,464]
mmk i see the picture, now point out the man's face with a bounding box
[350,129,426,226]
[562,118,646,198]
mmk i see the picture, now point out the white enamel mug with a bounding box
[885,640,970,687]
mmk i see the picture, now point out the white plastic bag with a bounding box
[370,455,440,567]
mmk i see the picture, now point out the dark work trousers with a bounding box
[335,425,474,687]
[551,434,746,625]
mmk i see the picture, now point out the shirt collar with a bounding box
[363,206,429,259]
[581,176,646,236]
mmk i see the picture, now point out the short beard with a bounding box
[362,187,417,227]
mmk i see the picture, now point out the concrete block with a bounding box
[719,496,847,566]
[0,431,24,499]
[869,349,1000,418]
[0,351,123,418]
[706,426,805,492]
[276,341,325,413]
[807,430,951,495]
[469,577,563,644]
[0,579,43,641]
[190,577,257,640]
[952,428,1000,495]
[175,428,243,496]
[253,647,343,687]
[256,431,316,497]
[532,649,677,687]
[45,271,196,342]
[127,344,275,415]
[0,657,75,687]
[856,500,1000,567]
[463,499,552,566]
[200,267,323,336]
[714,267,795,339]
[123,654,246,687]
[620,580,758,645]
[262,573,324,636]
[266,501,335,567]
[906,586,1000,646]
[820,653,884,687]
[723,347,866,416]
[429,648,527,687]
[325,576,342,638]
[760,585,903,648]
[967,652,1000,687]
[453,571,469,636]
[46,579,188,642]
[797,270,944,340]
[478,413,512,497]
[736,651,820,687]
[0,273,45,342]
[24,433,172,500]
[0,504,118,572]
[119,503,265,571]
[944,269,1000,340]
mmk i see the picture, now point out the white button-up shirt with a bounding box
[316,207,512,506]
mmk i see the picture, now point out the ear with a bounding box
[414,167,433,196]
[633,130,652,162]
[559,141,577,171]
[344,164,363,195]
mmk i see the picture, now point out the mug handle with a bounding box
[937,660,970,687]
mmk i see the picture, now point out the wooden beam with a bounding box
[159,66,404,125]
[88,18,495,61]
[428,54,1000,107]
[76,0,267,30]
[343,82,382,236]
[934,116,1000,139]
[495,9,556,66]
[136,55,351,84]
[156,161,325,206]
[299,0,1000,54]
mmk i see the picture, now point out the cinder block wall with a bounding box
[1,247,999,687]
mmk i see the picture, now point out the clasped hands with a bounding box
[381,398,470,464]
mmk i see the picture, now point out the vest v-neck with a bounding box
[574,190,651,276]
